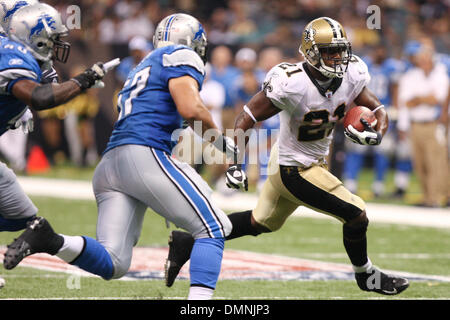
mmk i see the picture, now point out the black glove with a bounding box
[344,118,382,146]
[212,134,239,163]
[225,164,248,191]
[71,62,105,90]
[41,67,59,84]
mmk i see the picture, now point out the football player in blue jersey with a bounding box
[0,0,57,134]
[4,13,235,300]
[0,1,114,272]
[343,44,412,198]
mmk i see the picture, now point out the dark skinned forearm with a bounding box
[31,81,83,110]
[11,79,82,111]
[234,90,281,162]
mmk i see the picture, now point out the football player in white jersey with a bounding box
[165,17,409,296]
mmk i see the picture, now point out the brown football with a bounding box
[343,106,377,132]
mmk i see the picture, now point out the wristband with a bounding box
[372,105,385,113]
[243,105,257,123]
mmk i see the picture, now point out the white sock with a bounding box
[352,258,373,273]
[188,286,214,300]
[394,171,410,190]
[56,235,84,263]
[344,179,358,194]
[372,181,384,195]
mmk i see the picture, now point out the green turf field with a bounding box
[0,196,448,300]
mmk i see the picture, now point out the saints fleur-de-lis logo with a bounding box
[304,27,316,43]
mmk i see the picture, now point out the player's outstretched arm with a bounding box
[223,90,281,191]
[12,79,82,111]
[169,75,219,133]
[169,75,238,158]
[11,62,108,111]
[235,90,281,149]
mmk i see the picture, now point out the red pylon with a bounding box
[26,145,50,174]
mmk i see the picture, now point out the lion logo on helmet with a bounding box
[2,1,29,23]
[29,13,55,40]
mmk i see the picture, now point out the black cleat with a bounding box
[3,216,63,270]
[355,267,410,295]
[164,230,195,287]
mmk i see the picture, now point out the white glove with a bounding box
[225,165,248,191]
[344,119,382,146]
[13,109,34,134]
[71,58,120,90]
[92,58,121,88]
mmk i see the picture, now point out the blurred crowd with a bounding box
[0,0,448,206]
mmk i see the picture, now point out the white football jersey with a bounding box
[263,55,370,167]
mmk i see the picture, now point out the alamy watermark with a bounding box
[366,5,381,30]
[64,5,81,30]
[171,121,279,175]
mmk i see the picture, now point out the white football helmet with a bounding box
[153,13,207,63]
[8,3,70,63]
[0,0,38,34]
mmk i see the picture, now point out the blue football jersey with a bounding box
[105,45,205,154]
[363,57,405,107]
[0,37,41,136]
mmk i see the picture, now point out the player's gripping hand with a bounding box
[344,119,382,146]
[41,67,59,84]
[212,135,239,162]
[226,164,248,191]
[71,62,106,90]
[12,108,34,133]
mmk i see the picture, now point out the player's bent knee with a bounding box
[253,218,277,233]
[343,211,369,240]
[254,221,274,233]
[106,251,132,279]
[222,215,233,238]
[111,265,129,279]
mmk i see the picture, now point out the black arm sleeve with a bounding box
[30,83,56,110]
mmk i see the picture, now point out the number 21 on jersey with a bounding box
[298,103,345,141]
[117,66,151,120]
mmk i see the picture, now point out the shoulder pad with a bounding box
[262,62,305,111]
[162,46,205,75]
[347,55,370,85]
[0,39,41,91]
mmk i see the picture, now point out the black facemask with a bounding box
[53,37,71,63]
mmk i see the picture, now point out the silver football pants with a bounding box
[0,161,37,220]
[92,144,232,278]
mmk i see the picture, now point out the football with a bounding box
[343,106,377,132]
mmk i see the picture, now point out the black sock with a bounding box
[225,210,261,240]
[343,222,368,267]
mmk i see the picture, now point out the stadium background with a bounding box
[2,0,450,203]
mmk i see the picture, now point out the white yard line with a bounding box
[17,176,450,228]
